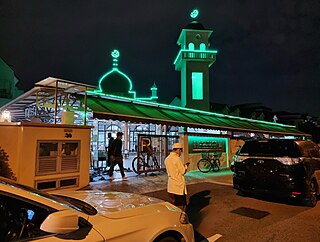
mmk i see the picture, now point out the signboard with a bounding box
[188,136,227,153]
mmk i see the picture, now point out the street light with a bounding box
[0,110,11,122]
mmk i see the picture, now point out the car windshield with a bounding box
[0,177,97,215]
[239,140,301,157]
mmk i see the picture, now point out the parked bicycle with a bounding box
[132,152,160,174]
[197,153,221,172]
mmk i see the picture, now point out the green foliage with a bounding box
[0,146,16,180]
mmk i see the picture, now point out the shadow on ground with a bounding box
[143,182,214,242]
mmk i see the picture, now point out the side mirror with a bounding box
[40,210,79,234]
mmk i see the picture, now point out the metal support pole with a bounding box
[54,80,58,124]
[84,87,87,126]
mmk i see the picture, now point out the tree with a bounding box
[298,120,320,143]
[0,146,16,180]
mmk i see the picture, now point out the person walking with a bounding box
[108,132,127,180]
[106,133,114,167]
[164,142,190,212]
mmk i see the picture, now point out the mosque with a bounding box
[0,10,308,190]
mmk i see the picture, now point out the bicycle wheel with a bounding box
[212,159,220,172]
[197,159,211,173]
[132,157,145,174]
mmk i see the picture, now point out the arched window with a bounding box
[106,124,122,132]
[188,42,195,50]
[200,43,206,51]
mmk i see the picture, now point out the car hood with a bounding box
[52,190,166,215]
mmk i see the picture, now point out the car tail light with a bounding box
[233,155,246,163]
[292,191,301,195]
[277,157,301,165]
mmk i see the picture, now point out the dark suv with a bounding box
[233,139,320,207]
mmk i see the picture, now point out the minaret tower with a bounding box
[174,9,217,111]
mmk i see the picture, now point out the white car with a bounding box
[0,176,194,242]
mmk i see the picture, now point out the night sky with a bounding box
[1,1,319,116]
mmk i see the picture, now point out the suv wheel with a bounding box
[305,178,318,207]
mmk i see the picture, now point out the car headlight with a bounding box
[180,211,190,224]
[233,155,246,163]
[277,157,301,165]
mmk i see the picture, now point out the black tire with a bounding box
[212,159,220,172]
[157,236,179,242]
[237,189,247,197]
[304,178,318,207]
[132,157,144,174]
[197,159,211,173]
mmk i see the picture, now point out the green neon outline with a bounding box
[174,49,218,65]
[188,136,229,165]
[96,49,158,101]
[86,90,297,128]
[98,67,136,99]
[111,49,120,59]
[190,9,199,19]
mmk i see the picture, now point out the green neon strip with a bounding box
[86,90,296,128]
[137,96,158,100]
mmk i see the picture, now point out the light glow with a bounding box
[0,110,11,122]
[192,72,203,100]
[111,49,120,59]
[190,9,199,19]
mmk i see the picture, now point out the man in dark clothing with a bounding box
[106,133,114,167]
[108,132,127,180]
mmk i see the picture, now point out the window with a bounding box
[240,140,301,157]
[200,43,206,51]
[37,141,80,175]
[0,193,52,240]
[188,42,195,50]
[192,72,203,100]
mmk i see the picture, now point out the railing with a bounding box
[182,51,216,60]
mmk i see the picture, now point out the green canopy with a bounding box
[86,95,307,137]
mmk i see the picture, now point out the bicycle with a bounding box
[132,152,160,174]
[197,153,221,173]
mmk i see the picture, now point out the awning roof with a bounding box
[87,95,306,136]
[0,77,308,137]
[0,77,96,121]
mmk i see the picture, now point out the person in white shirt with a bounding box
[164,142,190,212]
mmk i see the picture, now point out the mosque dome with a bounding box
[184,20,205,30]
[98,49,134,98]
[99,69,132,97]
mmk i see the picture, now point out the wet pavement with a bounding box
[83,169,234,195]
[87,154,233,195]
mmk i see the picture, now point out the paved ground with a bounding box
[83,169,233,241]
[85,169,234,195]
[82,170,320,242]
